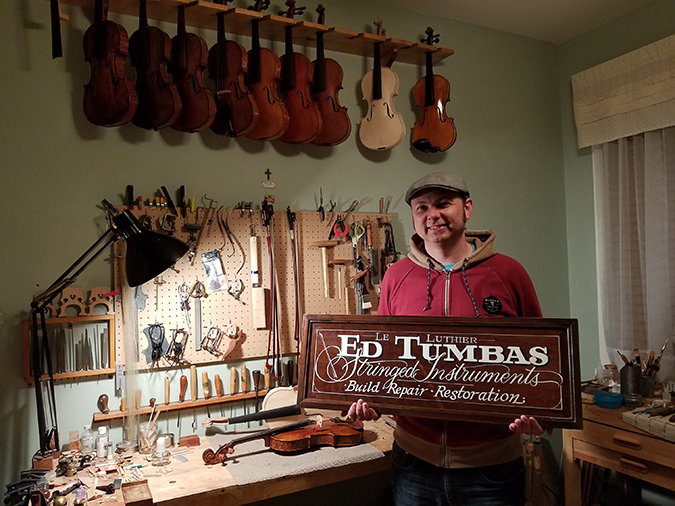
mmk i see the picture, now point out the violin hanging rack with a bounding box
[55,0,454,65]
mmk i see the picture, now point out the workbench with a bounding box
[72,418,393,506]
[562,403,675,505]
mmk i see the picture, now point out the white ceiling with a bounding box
[372,0,654,44]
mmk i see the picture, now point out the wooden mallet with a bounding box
[311,240,338,298]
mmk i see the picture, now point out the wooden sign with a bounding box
[298,315,582,429]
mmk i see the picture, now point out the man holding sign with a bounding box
[348,172,550,506]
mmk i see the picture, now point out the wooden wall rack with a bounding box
[93,388,269,421]
[57,0,454,66]
[23,314,116,383]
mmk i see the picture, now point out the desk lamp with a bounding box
[30,206,189,458]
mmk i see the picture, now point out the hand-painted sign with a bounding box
[298,315,582,429]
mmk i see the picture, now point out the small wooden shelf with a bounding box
[93,389,270,421]
[24,314,115,383]
[57,0,454,66]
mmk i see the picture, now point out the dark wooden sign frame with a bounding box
[297,315,582,429]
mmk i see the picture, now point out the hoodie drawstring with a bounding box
[423,259,433,311]
[423,257,481,316]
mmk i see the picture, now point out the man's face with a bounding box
[410,188,473,245]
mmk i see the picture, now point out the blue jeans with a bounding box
[391,441,525,506]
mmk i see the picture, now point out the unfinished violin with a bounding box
[359,19,405,151]
[411,27,457,152]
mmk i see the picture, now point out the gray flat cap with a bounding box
[405,172,470,204]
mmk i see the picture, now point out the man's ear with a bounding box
[464,198,474,221]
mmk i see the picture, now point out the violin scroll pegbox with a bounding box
[248,0,270,12]
[278,0,305,19]
[423,27,440,46]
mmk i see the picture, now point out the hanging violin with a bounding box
[358,18,405,151]
[170,4,216,132]
[208,0,259,137]
[278,0,323,144]
[128,0,182,130]
[83,0,138,127]
[411,28,457,152]
[245,0,289,141]
[310,5,351,146]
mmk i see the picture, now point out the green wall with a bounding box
[559,1,675,503]
[2,0,567,493]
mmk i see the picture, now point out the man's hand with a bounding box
[508,415,553,436]
[343,399,380,422]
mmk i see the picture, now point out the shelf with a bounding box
[57,0,454,66]
[93,389,270,421]
[24,314,115,383]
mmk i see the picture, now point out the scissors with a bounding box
[350,222,366,257]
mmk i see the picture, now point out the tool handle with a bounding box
[165,376,170,405]
[241,365,248,393]
[366,221,372,248]
[202,371,211,399]
[265,370,271,389]
[214,374,223,397]
[135,389,142,410]
[179,375,187,402]
[190,365,198,401]
[230,367,237,395]
[252,370,261,392]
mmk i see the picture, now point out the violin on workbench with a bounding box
[129,0,182,130]
[310,5,351,146]
[245,0,289,141]
[278,0,323,144]
[83,0,138,127]
[411,27,457,152]
[358,19,405,151]
[170,4,216,132]
[209,0,259,137]
[202,417,363,465]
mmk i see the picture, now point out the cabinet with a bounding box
[24,314,115,382]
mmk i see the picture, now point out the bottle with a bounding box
[151,436,171,466]
[73,487,87,505]
[79,425,96,455]
[96,426,109,459]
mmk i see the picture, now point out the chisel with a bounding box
[253,370,261,412]
[241,365,248,417]
[215,373,224,416]
[165,376,170,405]
[230,367,237,395]
[202,371,211,417]
[179,374,187,429]
[190,365,197,431]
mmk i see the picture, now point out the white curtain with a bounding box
[593,126,675,381]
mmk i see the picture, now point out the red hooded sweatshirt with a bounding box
[378,230,542,468]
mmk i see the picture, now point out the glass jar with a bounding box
[151,437,171,466]
[79,425,96,455]
[138,421,157,454]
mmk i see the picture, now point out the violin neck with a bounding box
[224,418,315,449]
[282,25,295,91]
[372,42,383,101]
[313,31,326,92]
[249,20,261,84]
[138,0,148,66]
[94,0,105,58]
[424,51,434,107]
[175,5,187,71]
[216,12,228,86]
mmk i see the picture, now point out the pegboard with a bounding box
[113,206,393,371]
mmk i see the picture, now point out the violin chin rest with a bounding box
[412,138,441,153]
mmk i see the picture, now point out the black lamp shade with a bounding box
[113,210,189,286]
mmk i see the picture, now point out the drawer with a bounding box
[573,439,675,491]
[569,420,675,470]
